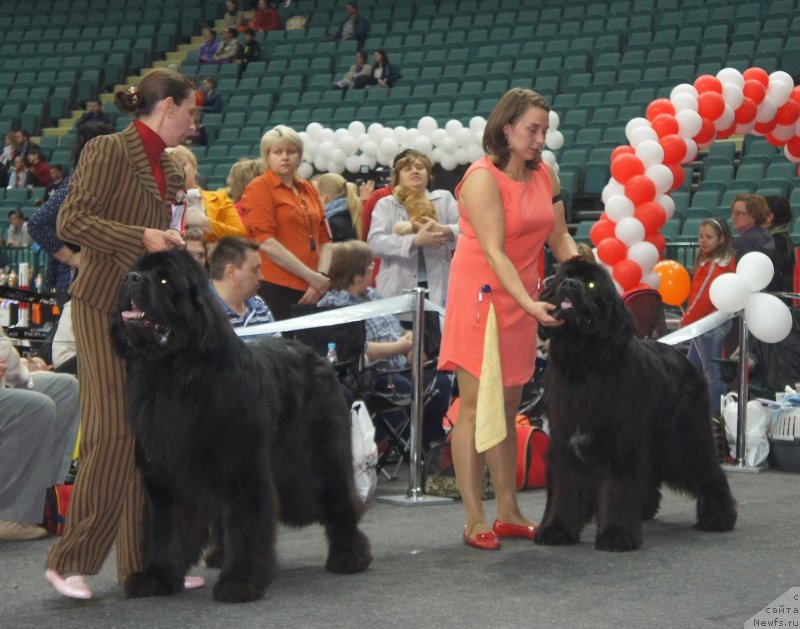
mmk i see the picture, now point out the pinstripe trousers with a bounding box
[45,298,144,584]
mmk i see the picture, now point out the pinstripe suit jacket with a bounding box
[57,124,185,313]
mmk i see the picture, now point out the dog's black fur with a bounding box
[111,249,371,602]
[534,258,736,552]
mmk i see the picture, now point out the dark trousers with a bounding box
[257,281,306,321]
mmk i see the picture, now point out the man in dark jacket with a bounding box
[331,2,369,49]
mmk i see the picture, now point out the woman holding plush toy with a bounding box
[438,88,577,550]
[367,149,459,307]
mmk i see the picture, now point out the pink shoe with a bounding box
[45,569,92,600]
[184,576,205,590]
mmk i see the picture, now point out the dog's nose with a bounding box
[124,271,144,284]
[561,278,582,292]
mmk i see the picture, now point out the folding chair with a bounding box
[622,287,668,340]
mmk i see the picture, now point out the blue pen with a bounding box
[476,284,492,321]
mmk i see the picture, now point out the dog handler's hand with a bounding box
[143,228,185,252]
[528,301,563,327]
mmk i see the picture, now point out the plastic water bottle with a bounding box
[326,342,338,365]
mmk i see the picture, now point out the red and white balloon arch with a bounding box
[589,67,800,293]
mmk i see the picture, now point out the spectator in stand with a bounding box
[201,76,223,113]
[14,130,36,160]
[228,158,264,219]
[222,0,245,30]
[183,111,207,147]
[184,227,209,269]
[330,2,369,50]
[764,195,795,293]
[248,0,281,32]
[7,155,27,189]
[333,49,372,90]
[731,193,777,273]
[197,27,220,65]
[190,78,205,108]
[367,149,458,307]
[313,172,362,241]
[167,145,245,243]
[214,26,241,63]
[76,100,112,129]
[6,210,32,247]
[28,122,116,305]
[240,125,332,320]
[235,28,261,75]
[26,147,51,188]
[47,165,65,192]
[367,49,401,89]
[1,131,17,186]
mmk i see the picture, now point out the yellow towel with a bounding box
[475,301,506,453]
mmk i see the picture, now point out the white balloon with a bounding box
[709,273,752,313]
[716,68,745,89]
[303,139,319,160]
[769,70,794,88]
[394,126,409,144]
[348,120,366,137]
[431,147,445,163]
[474,130,483,145]
[605,195,636,222]
[675,109,703,138]
[440,137,458,154]
[378,137,399,159]
[333,128,350,141]
[417,116,438,136]
[431,128,448,146]
[298,131,309,143]
[306,122,324,139]
[328,159,345,174]
[367,123,384,139]
[721,83,744,110]
[671,92,699,113]
[548,110,560,130]
[318,140,335,159]
[318,128,335,143]
[411,135,433,154]
[615,217,646,246]
[735,121,757,135]
[541,150,557,167]
[755,96,778,123]
[469,116,486,133]
[625,117,650,142]
[405,127,420,143]
[670,83,698,99]
[681,138,699,164]
[745,293,793,343]
[656,193,676,220]
[375,151,391,167]
[445,119,464,137]
[297,162,314,179]
[635,140,665,167]
[736,251,775,292]
[714,105,735,131]
[627,241,660,273]
[440,154,458,171]
[467,143,484,162]
[356,133,371,150]
[331,148,346,165]
[455,147,470,165]
[338,135,357,155]
[602,179,625,203]
[362,140,378,156]
[551,161,560,176]
[546,129,564,150]
[360,153,376,169]
[645,164,674,194]
[772,123,796,143]
[456,127,473,147]
[345,155,361,173]
[643,271,660,289]
[767,77,793,107]
[313,156,327,172]
[629,126,658,148]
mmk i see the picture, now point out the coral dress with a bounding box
[438,157,554,386]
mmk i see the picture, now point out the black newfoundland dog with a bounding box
[110,249,371,603]
[534,258,736,552]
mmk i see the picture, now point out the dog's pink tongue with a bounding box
[121,309,144,322]
[560,298,573,310]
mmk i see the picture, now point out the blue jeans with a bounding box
[687,319,732,417]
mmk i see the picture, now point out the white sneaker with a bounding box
[0,519,48,541]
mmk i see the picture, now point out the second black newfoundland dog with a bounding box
[534,258,736,552]
[111,249,371,602]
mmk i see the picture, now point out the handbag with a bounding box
[515,416,549,490]
[43,484,74,536]
[423,440,494,500]
[351,400,378,503]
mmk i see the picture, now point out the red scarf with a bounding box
[133,119,167,200]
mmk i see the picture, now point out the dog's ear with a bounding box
[607,291,635,346]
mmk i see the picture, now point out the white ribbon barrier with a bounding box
[657,310,734,346]
[235,293,445,337]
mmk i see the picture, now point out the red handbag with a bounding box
[43,484,74,536]
[515,416,549,491]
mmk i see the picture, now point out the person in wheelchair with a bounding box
[318,240,451,451]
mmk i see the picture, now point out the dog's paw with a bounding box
[695,503,737,532]
[594,527,642,552]
[533,524,579,546]
[326,530,372,574]
[212,578,266,603]
[124,571,183,598]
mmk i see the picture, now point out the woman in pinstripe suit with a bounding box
[45,69,198,600]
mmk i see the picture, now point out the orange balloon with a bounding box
[652,260,691,306]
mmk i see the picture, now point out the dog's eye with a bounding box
[160,278,169,285]
[587,282,595,289]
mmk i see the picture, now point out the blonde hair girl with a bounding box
[314,172,363,241]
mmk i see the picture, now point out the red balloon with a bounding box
[694,74,723,94]
[743,67,770,87]
[697,91,726,120]
[693,117,716,145]
[610,153,645,184]
[634,201,667,232]
[735,97,758,124]
[776,100,800,126]
[787,136,800,158]
[791,86,800,106]
[644,231,666,257]
[743,79,767,105]
[596,237,628,266]
[612,259,643,291]
[717,121,737,139]
[646,98,676,121]
[624,175,657,206]
[667,162,685,189]
[651,114,680,138]
[660,134,687,163]
[589,218,616,247]
[754,118,778,135]
[765,133,786,147]
[610,145,636,162]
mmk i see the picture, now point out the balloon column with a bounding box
[709,252,793,343]
[294,112,566,180]
[591,67,799,293]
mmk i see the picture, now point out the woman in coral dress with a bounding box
[438,88,578,550]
